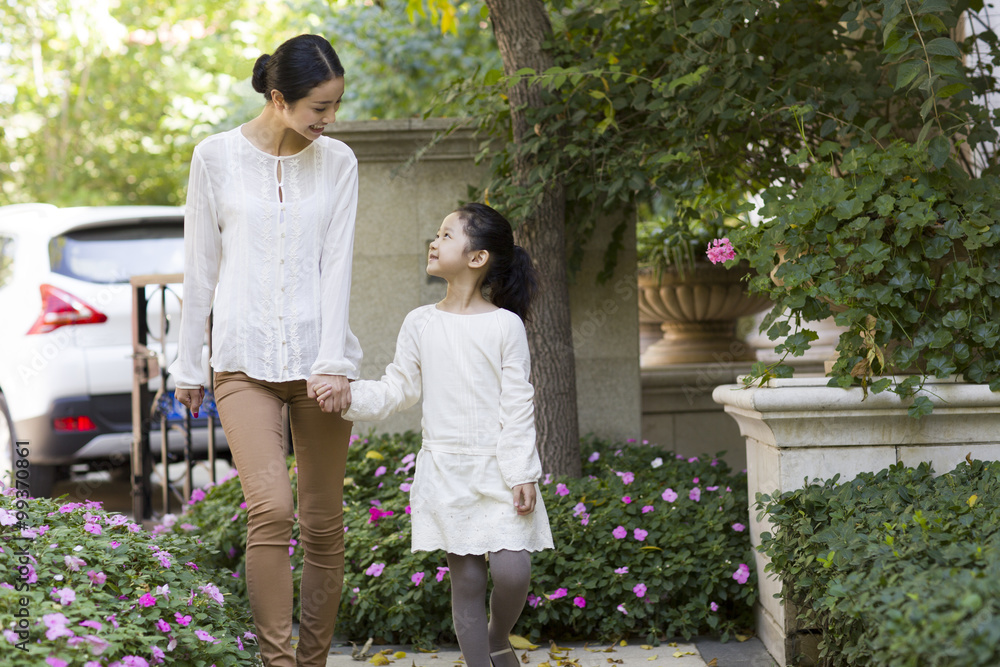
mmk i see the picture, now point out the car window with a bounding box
[0,235,13,288]
[49,221,185,284]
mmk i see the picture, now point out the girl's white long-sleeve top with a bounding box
[345,304,552,554]
[169,126,362,387]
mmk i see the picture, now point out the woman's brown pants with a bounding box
[214,371,352,667]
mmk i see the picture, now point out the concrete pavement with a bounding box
[319,636,777,667]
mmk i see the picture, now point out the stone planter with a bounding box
[712,376,1000,666]
[637,264,771,366]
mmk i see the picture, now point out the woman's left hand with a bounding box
[512,483,536,515]
[308,374,351,413]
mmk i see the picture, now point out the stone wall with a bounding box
[328,119,641,444]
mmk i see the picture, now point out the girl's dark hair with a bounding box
[457,203,538,323]
[251,34,344,104]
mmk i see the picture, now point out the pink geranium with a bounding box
[706,237,736,264]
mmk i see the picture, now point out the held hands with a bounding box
[309,374,351,413]
[176,387,205,418]
[512,483,537,515]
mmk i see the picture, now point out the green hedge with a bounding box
[168,432,757,648]
[757,459,1000,666]
[0,491,257,666]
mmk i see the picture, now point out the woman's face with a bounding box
[281,77,344,141]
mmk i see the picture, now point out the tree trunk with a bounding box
[484,0,581,477]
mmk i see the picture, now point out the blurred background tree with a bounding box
[0,0,496,206]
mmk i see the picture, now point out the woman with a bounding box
[171,34,359,667]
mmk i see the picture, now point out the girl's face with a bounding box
[427,212,477,278]
[278,76,344,142]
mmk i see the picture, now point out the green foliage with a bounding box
[731,140,1000,408]
[305,0,499,121]
[757,459,1000,666]
[166,432,757,648]
[0,0,290,206]
[725,0,1000,410]
[0,491,257,666]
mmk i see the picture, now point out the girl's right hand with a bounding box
[512,483,537,515]
[176,387,205,418]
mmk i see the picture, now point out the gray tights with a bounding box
[446,550,531,667]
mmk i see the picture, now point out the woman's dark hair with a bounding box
[457,203,538,323]
[251,34,344,104]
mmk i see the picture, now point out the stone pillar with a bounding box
[712,376,1000,666]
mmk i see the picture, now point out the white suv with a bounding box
[0,204,226,497]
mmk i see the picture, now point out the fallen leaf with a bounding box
[707,660,719,666]
[619,641,628,647]
[370,655,390,666]
[351,638,375,661]
[606,660,623,665]
[735,634,752,642]
[668,643,677,648]
[672,651,695,658]
[509,635,539,650]
[393,652,407,659]
[537,662,551,667]
[640,645,653,650]
[365,450,384,460]
[646,656,658,661]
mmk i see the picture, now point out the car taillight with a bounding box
[53,416,97,431]
[27,284,108,335]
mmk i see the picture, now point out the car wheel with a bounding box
[0,393,12,491]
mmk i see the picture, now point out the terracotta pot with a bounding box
[637,263,772,366]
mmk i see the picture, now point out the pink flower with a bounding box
[368,507,395,525]
[42,613,73,640]
[138,593,156,607]
[710,602,719,612]
[642,505,655,513]
[614,566,629,574]
[108,541,120,549]
[411,572,425,586]
[195,630,219,644]
[151,646,166,664]
[46,657,69,667]
[549,588,568,600]
[706,237,736,264]
[528,594,541,608]
[400,483,412,492]
[199,583,224,606]
[84,523,102,535]
[633,528,648,541]
[436,566,449,582]
[79,620,102,632]
[64,555,85,571]
[588,451,600,462]
[612,525,627,539]
[174,613,192,627]
[732,523,746,532]
[689,487,701,502]
[733,563,751,585]
[51,587,76,605]
[556,483,569,496]
[573,596,586,608]
[622,496,632,504]
[572,502,587,516]
[661,488,678,503]
[188,488,206,505]
[633,583,647,598]
[365,562,386,577]
[620,472,635,485]
[156,619,171,632]
[616,604,628,615]
[580,513,590,526]
[374,466,387,477]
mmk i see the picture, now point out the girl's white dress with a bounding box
[344,305,554,555]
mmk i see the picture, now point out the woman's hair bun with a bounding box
[251,54,272,94]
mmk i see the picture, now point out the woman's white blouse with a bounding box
[170,126,362,387]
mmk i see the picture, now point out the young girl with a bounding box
[317,203,553,667]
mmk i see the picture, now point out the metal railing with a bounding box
[129,273,219,522]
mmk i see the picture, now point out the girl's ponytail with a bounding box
[457,203,539,322]
[488,244,538,323]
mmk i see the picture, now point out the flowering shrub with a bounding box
[164,432,755,648]
[0,491,257,666]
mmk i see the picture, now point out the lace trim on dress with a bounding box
[253,150,276,379]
